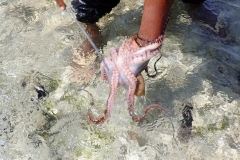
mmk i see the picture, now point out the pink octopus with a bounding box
[88,13,171,124]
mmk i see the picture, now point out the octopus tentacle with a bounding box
[129,103,168,122]
[101,57,115,83]
[118,39,132,53]
[88,69,119,124]
[100,62,108,82]
[110,48,118,57]
[130,49,160,65]
[122,66,137,104]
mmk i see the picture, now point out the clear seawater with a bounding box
[0,0,240,159]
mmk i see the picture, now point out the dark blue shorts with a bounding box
[72,0,207,24]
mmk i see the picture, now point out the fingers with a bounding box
[55,0,66,10]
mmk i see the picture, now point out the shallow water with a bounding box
[1,0,240,159]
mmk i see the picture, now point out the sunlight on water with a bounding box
[0,0,240,159]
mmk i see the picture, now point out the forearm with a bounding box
[138,0,174,43]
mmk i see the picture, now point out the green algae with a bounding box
[75,128,116,159]
[195,117,230,136]
[44,102,54,111]
[48,79,59,92]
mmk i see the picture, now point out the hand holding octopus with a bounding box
[87,11,171,124]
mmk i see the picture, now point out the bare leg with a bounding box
[70,23,102,83]
[79,24,102,58]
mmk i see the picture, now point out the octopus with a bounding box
[87,12,171,124]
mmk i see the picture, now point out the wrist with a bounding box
[135,36,150,47]
[132,34,151,49]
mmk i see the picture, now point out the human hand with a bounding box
[55,0,66,10]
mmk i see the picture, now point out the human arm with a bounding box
[132,0,175,49]
[131,0,174,96]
